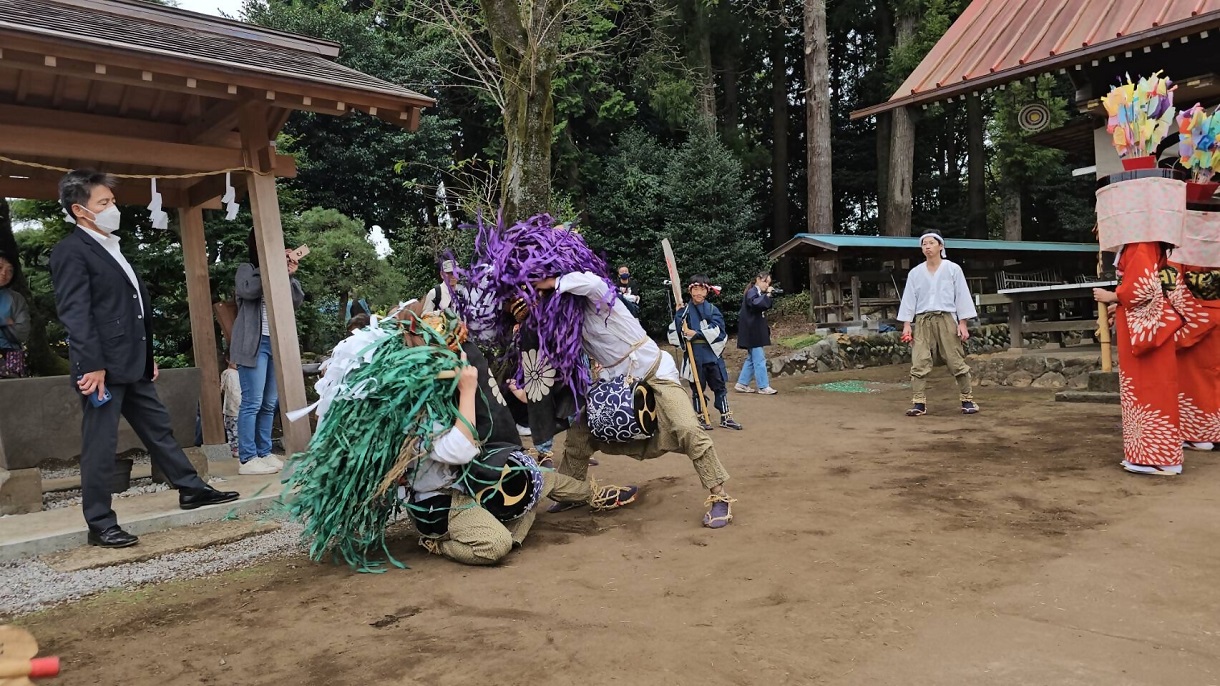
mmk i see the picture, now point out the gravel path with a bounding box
[41,475,228,511]
[40,453,152,482]
[0,519,305,616]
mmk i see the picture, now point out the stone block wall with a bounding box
[968,354,1106,389]
[768,324,1103,385]
[0,368,201,470]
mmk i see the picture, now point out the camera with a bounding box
[769,281,784,296]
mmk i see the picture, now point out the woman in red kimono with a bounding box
[1166,209,1220,451]
[1095,243,1185,474]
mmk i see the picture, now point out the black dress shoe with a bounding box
[179,486,240,510]
[88,526,139,548]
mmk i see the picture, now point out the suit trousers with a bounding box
[79,380,208,531]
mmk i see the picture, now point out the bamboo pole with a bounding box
[1097,249,1113,372]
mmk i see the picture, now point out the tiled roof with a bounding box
[852,0,1220,119]
[0,0,434,108]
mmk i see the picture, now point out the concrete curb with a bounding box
[1054,390,1120,404]
[0,493,286,563]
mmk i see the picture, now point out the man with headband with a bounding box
[897,232,980,417]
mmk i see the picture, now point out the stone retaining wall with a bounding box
[968,354,1105,389]
[768,324,1103,389]
[0,368,201,470]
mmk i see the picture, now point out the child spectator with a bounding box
[675,275,742,431]
[220,357,241,458]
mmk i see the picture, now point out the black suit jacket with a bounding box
[50,227,155,385]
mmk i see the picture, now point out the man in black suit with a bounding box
[50,169,239,548]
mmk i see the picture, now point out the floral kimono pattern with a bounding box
[1166,264,1220,443]
[1116,242,1184,467]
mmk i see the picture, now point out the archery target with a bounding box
[1018,103,1051,132]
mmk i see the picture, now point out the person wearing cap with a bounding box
[897,232,979,416]
[423,259,460,315]
[675,274,743,430]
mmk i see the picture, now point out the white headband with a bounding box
[919,231,946,258]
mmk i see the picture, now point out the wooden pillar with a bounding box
[807,257,818,322]
[179,206,225,445]
[850,275,861,324]
[1007,296,1024,352]
[240,105,311,455]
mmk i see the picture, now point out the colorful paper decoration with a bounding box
[1103,71,1177,159]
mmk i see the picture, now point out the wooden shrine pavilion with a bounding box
[0,0,435,454]
[853,0,1220,195]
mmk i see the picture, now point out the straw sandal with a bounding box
[702,492,737,529]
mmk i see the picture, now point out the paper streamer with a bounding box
[222,172,239,220]
[146,178,169,229]
[286,316,393,422]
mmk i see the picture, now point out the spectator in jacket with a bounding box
[735,271,776,395]
[232,229,305,475]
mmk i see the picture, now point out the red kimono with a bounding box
[1168,263,1220,444]
[1116,242,1184,467]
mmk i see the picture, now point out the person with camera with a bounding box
[735,271,778,395]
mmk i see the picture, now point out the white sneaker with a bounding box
[758,387,778,395]
[516,424,532,437]
[238,457,280,476]
[1184,441,1214,451]
[259,454,285,469]
[734,383,756,394]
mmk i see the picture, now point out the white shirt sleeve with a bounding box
[897,271,919,322]
[429,426,479,466]
[556,271,610,300]
[951,264,978,321]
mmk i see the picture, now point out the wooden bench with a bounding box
[997,281,1115,350]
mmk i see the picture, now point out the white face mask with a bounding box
[84,205,122,234]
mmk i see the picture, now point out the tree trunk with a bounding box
[770,0,792,287]
[695,1,716,131]
[481,0,561,220]
[875,0,894,231]
[804,0,833,234]
[885,106,916,236]
[943,102,959,181]
[1002,180,1022,241]
[722,53,739,139]
[884,12,917,237]
[966,93,988,239]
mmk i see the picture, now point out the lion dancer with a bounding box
[408,360,638,566]
[1166,207,1220,452]
[1093,173,1187,475]
[458,215,737,529]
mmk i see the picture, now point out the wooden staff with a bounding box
[1096,246,1113,372]
[663,238,712,425]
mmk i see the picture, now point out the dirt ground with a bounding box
[13,364,1220,686]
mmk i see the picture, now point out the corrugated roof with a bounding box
[769,234,1099,260]
[852,0,1220,120]
[0,0,434,109]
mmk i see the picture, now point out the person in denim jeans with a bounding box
[231,230,304,475]
[735,271,777,395]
